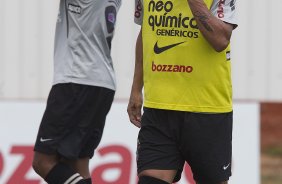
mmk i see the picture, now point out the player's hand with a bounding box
[127,91,143,128]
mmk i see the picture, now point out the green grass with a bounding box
[262,175,282,184]
[263,146,282,157]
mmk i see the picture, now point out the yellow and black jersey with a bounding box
[135,0,237,113]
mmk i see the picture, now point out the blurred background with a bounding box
[0,0,281,184]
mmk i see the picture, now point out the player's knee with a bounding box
[138,175,170,184]
[32,152,57,176]
[32,155,44,175]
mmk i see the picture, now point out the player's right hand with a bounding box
[127,91,143,128]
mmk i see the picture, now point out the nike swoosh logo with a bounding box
[40,138,53,142]
[223,163,230,170]
[154,41,186,54]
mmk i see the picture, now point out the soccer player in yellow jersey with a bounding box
[128,0,237,184]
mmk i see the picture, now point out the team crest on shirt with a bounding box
[105,6,117,33]
[107,13,116,24]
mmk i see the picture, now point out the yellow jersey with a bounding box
[141,0,233,113]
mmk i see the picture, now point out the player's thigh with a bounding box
[34,84,78,156]
[34,83,114,159]
[59,84,115,159]
[137,108,185,183]
[181,112,233,183]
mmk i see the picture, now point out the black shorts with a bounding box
[137,107,233,183]
[34,83,115,159]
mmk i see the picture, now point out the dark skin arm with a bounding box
[127,29,143,128]
[187,0,234,52]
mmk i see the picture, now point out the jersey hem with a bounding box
[53,79,116,91]
[144,102,233,113]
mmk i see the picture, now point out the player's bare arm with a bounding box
[187,0,233,52]
[127,29,143,128]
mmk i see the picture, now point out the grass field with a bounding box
[261,153,282,184]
